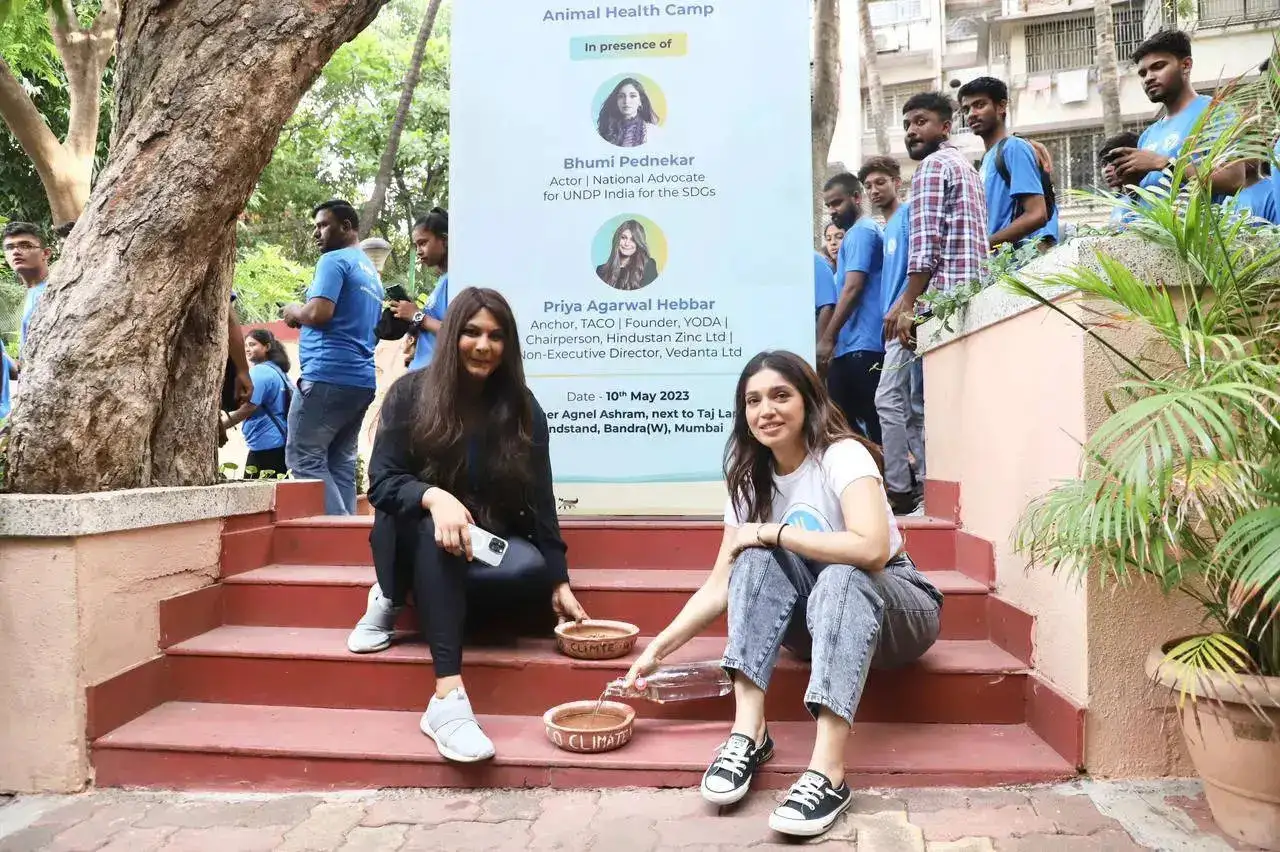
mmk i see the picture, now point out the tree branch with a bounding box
[0,55,65,181]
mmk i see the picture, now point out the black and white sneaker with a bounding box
[768,770,852,837]
[699,730,774,805]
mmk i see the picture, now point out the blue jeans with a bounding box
[722,548,942,723]
[285,379,375,515]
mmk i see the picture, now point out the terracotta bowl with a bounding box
[543,700,636,754]
[554,619,640,660]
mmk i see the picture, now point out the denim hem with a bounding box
[721,656,770,694]
[803,691,854,725]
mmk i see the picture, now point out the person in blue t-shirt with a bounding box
[282,199,384,515]
[1225,160,1280,225]
[1109,30,1244,197]
[861,156,925,514]
[818,172,885,445]
[0,340,12,422]
[391,208,451,372]
[958,76,1058,252]
[222,329,294,476]
[1097,131,1143,228]
[2,221,52,366]
[813,248,837,344]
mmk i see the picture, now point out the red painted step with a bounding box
[163,627,1028,724]
[270,515,961,572]
[93,702,1074,791]
[219,564,991,640]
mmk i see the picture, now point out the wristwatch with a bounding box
[411,311,425,327]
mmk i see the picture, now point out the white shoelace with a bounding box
[710,736,753,778]
[784,772,828,811]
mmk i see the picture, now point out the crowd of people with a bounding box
[1,27,1277,841]
[813,30,1280,517]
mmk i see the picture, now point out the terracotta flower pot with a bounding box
[1146,640,1280,850]
[543,700,636,754]
[553,619,640,660]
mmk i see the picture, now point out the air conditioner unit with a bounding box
[875,30,900,52]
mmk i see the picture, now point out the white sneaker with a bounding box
[346,584,401,654]
[421,688,496,763]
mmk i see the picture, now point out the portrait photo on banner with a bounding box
[593,73,666,149]
[592,214,667,292]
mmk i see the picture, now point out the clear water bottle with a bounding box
[603,661,732,703]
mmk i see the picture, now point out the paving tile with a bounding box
[362,792,484,826]
[0,825,64,852]
[995,830,1149,851]
[928,840,996,852]
[596,789,711,823]
[277,802,368,852]
[338,825,408,852]
[900,789,1032,814]
[157,826,285,852]
[652,810,778,848]
[529,791,600,850]
[588,814,659,852]
[48,799,153,852]
[135,800,264,829]
[911,805,1054,842]
[845,811,925,851]
[95,827,176,852]
[402,819,531,852]
[477,790,545,823]
[241,795,322,827]
[1029,790,1126,835]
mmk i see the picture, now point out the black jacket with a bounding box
[366,371,569,584]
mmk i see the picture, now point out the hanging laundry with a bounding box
[1057,68,1090,104]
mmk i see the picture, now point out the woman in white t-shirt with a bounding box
[624,350,943,839]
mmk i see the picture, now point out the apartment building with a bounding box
[843,0,1279,225]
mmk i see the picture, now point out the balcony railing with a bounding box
[1196,0,1280,24]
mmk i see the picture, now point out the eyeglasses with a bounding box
[3,242,43,253]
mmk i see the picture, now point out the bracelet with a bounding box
[777,525,787,549]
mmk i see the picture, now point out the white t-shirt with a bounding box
[723,439,903,558]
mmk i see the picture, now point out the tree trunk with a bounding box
[1095,0,1123,138]
[812,0,841,243]
[0,1,119,227]
[858,0,890,155]
[5,0,387,494]
[359,0,443,238]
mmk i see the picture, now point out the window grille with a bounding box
[862,82,934,121]
[1028,123,1147,206]
[869,0,925,26]
[1025,2,1143,74]
[1197,0,1280,25]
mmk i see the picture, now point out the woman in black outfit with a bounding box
[347,286,589,762]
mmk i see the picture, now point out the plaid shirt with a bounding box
[907,141,988,295]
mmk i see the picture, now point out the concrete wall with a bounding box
[0,483,274,793]
[919,235,1205,775]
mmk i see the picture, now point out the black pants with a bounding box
[245,447,287,477]
[373,514,554,678]
[828,350,884,445]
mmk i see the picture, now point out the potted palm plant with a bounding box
[1008,60,1280,849]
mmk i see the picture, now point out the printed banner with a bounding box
[451,1,814,483]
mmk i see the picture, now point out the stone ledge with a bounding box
[918,234,1174,354]
[0,482,276,538]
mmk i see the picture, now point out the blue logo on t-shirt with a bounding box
[783,504,831,532]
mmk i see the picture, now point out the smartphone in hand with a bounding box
[468,525,509,567]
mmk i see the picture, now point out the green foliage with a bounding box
[242,0,451,287]
[232,243,311,324]
[919,240,1042,333]
[1010,52,1280,686]
[0,1,114,224]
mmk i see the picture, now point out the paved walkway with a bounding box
[0,781,1263,851]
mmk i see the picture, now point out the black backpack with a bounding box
[993,136,1057,221]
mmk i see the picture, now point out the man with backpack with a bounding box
[957,76,1059,252]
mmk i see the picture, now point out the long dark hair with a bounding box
[724,350,884,523]
[246,328,291,373]
[410,287,533,527]
[597,77,659,142]
[599,219,653,291]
